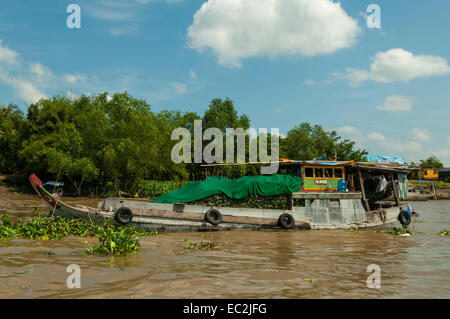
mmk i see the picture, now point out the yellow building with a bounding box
[410,168,439,180]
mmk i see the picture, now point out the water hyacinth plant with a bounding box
[183,239,221,250]
[374,225,411,236]
[0,209,157,256]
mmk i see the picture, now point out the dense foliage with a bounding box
[0,93,367,195]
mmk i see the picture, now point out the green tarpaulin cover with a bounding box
[152,174,302,204]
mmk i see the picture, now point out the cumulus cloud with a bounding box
[337,126,362,136]
[368,132,387,142]
[12,79,47,104]
[337,48,450,86]
[411,128,431,142]
[170,82,187,94]
[187,0,360,67]
[0,49,46,114]
[0,72,47,104]
[376,95,413,112]
[0,39,89,104]
[64,73,87,84]
[368,131,422,152]
[0,40,20,65]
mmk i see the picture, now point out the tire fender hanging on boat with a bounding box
[205,208,222,226]
[398,210,411,226]
[278,213,295,229]
[115,207,133,225]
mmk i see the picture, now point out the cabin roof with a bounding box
[201,159,412,173]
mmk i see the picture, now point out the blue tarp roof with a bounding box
[365,155,406,164]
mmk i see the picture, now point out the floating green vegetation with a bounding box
[0,209,157,256]
[183,239,221,250]
[437,230,450,236]
[345,227,359,232]
[85,228,142,256]
[374,225,411,236]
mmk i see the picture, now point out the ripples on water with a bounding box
[0,192,449,298]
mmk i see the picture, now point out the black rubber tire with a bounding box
[398,210,411,226]
[205,208,222,226]
[115,207,133,225]
[278,213,295,229]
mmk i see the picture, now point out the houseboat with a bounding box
[29,160,416,232]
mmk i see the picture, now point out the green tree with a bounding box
[202,98,250,132]
[280,122,367,161]
[419,156,443,168]
[0,104,27,173]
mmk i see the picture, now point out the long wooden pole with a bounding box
[358,167,370,211]
[390,173,400,206]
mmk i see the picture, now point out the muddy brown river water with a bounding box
[0,190,449,298]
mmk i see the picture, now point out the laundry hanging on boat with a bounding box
[398,174,409,200]
[376,176,388,192]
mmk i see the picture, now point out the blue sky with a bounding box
[1,0,449,165]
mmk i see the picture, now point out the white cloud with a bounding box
[170,82,187,94]
[1,75,47,104]
[0,40,94,105]
[304,80,315,86]
[273,107,281,114]
[338,48,450,86]
[187,0,360,67]
[0,40,19,65]
[411,128,431,142]
[376,95,413,112]
[30,63,46,76]
[337,126,362,136]
[12,79,47,104]
[368,131,422,153]
[368,131,387,142]
[64,73,87,84]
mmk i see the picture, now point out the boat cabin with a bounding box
[301,164,345,191]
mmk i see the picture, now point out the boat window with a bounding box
[334,168,343,178]
[305,167,313,177]
[315,168,323,178]
[325,168,333,178]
